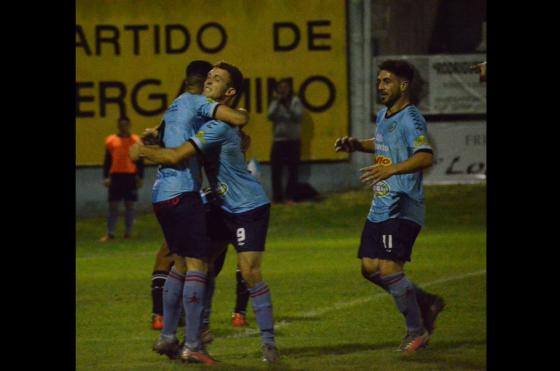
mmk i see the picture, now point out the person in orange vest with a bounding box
[100,116,144,242]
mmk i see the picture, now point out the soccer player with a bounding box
[134,61,279,363]
[147,62,250,333]
[129,60,249,365]
[334,60,445,353]
[100,116,144,242]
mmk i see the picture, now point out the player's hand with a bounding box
[359,164,397,186]
[240,130,251,153]
[129,142,144,161]
[334,136,360,152]
[136,177,143,189]
[103,178,111,188]
[141,127,161,145]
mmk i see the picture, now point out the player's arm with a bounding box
[334,137,375,153]
[132,141,198,166]
[359,151,433,186]
[214,105,249,126]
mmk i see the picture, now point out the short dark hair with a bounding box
[118,116,130,125]
[213,61,244,95]
[186,60,213,80]
[378,60,414,82]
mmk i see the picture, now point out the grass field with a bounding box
[76,184,486,370]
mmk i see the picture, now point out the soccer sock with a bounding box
[151,270,168,315]
[183,271,208,350]
[107,207,118,236]
[124,207,134,236]
[382,272,424,334]
[365,271,432,309]
[202,271,216,329]
[235,266,250,315]
[161,268,185,337]
[249,281,275,345]
[364,271,389,292]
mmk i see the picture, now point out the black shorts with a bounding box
[357,218,421,262]
[153,192,208,259]
[108,173,138,202]
[206,204,270,253]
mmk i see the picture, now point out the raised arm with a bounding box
[129,141,198,166]
[334,136,375,153]
[214,106,249,126]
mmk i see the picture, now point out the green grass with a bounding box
[76,184,486,370]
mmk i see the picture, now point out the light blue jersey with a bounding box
[151,93,219,203]
[367,105,433,226]
[190,120,270,214]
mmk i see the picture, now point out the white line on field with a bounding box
[77,269,485,343]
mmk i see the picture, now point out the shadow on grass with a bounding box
[279,342,396,358]
[399,339,487,370]
[275,315,321,322]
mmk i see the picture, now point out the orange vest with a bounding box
[105,134,140,174]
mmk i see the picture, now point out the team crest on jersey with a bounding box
[374,155,392,166]
[196,131,206,143]
[413,135,429,148]
[216,182,228,196]
[373,181,390,198]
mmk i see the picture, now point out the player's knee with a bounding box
[378,260,403,277]
[361,259,379,277]
[173,257,187,274]
[240,266,261,287]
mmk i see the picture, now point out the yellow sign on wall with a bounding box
[76,0,349,165]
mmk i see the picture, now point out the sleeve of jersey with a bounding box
[403,114,433,155]
[192,94,220,119]
[189,121,227,155]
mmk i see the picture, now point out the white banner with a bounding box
[373,54,486,115]
[423,121,486,183]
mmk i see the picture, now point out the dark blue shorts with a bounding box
[108,173,138,202]
[206,204,270,253]
[358,218,421,262]
[153,192,208,259]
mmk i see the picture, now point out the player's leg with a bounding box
[200,241,228,343]
[361,256,444,335]
[232,204,278,362]
[151,241,174,330]
[151,196,187,358]
[177,193,214,364]
[376,219,430,353]
[152,254,185,359]
[232,264,250,327]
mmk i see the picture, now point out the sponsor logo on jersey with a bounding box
[216,182,228,196]
[374,155,392,166]
[376,133,384,142]
[373,181,390,198]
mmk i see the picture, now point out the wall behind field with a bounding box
[75,0,486,217]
